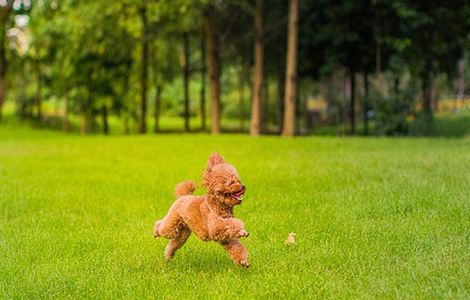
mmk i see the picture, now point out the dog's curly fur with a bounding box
[153,153,250,267]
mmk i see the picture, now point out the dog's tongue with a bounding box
[233,188,246,198]
[228,187,246,202]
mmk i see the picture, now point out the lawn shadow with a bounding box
[147,241,254,276]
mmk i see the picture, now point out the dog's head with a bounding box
[202,153,246,206]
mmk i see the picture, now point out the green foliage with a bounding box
[409,113,435,136]
[433,109,470,137]
[372,56,421,136]
[373,93,411,136]
[396,0,468,76]
[4,0,469,135]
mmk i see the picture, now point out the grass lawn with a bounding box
[0,125,469,298]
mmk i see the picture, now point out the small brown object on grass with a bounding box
[284,232,296,245]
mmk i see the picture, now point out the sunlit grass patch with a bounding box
[0,126,469,298]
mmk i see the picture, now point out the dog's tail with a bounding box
[174,180,196,197]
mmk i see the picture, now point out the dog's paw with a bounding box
[164,250,174,262]
[240,260,250,268]
[238,229,249,238]
[153,220,162,238]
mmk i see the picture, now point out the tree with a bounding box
[281,0,298,137]
[139,2,149,134]
[203,1,221,134]
[0,0,13,122]
[61,1,135,134]
[263,0,287,133]
[181,31,190,132]
[397,0,468,134]
[27,5,55,121]
[5,0,469,137]
[214,1,253,132]
[250,0,264,135]
[156,1,201,132]
[150,31,179,133]
[199,27,207,131]
[363,72,370,135]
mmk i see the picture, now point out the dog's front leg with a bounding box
[209,217,249,241]
[220,239,249,268]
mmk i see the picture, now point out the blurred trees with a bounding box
[397,0,469,134]
[0,0,14,122]
[3,0,469,136]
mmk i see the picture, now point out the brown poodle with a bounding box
[153,153,250,267]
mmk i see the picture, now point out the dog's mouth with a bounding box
[228,187,246,202]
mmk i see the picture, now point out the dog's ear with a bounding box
[207,153,225,169]
[202,153,225,189]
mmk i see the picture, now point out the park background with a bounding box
[1,0,468,136]
[1,0,470,298]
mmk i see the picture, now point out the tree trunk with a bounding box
[302,85,311,134]
[182,32,190,132]
[276,63,285,133]
[154,85,162,133]
[373,4,382,91]
[262,80,269,132]
[203,2,221,134]
[335,76,342,136]
[101,105,109,135]
[393,77,400,95]
[122,63,131,135]
[420,55,434,135]
[422,56,433,117]
[53,96,60,126]
[0,71,5,123]
[295,82,302,134]
[375,29,381,76]
[363,73,369,136]
[0,3,11,123]
[458,58,465,109]
[63,96,69,132]
[281,0,298,137]
[81,95,91,135]
[250,0,264,135]
[350,70,356,135]
[239,67,246,131]
[432,81,439,112]
[200,28,207,131]
[35,62,42,120]
[124,115,130,135]
[139,4,149,134]
[341,71,348,136]
[325,76,337,126]
[81,114,88,135]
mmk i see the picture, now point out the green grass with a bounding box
[1,126,469,299]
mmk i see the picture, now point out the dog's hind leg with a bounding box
[154,204,183,239]
[220,239,249,268]
[164,225,191,261]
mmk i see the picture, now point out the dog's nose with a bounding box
[241,184,246,190]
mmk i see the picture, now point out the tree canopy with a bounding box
[1,0,468,136]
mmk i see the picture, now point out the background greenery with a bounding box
[1,0,469,136]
